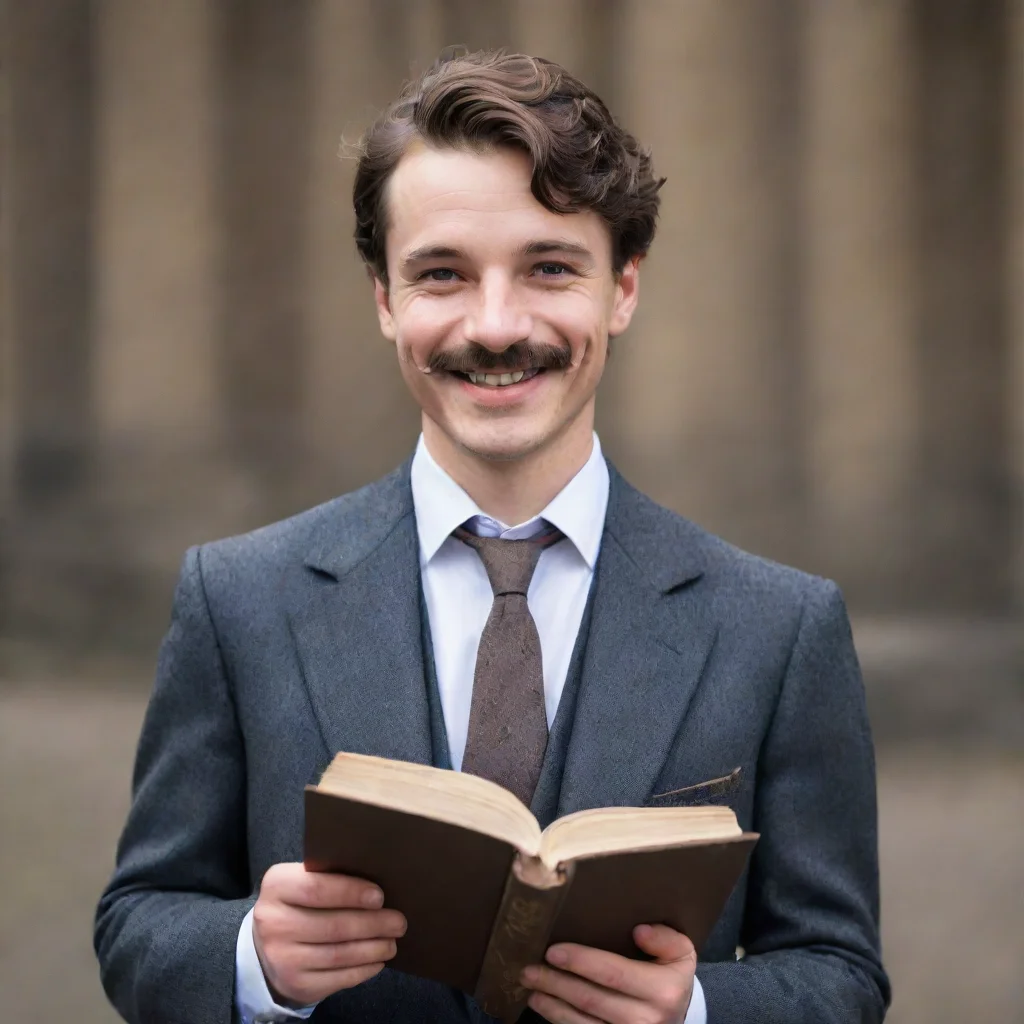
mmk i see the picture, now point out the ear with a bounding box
[608,255,641,338]
[373,274,397,341]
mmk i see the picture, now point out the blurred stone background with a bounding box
[0,1,1021,1022]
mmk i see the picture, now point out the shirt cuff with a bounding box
[235,907,318,1022]
[683,975,707,1024]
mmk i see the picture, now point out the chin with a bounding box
[452,425,550,463]
[458,440,539,464]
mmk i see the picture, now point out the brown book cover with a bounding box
[304,754,757,1022]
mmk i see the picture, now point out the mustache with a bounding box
[426,341,573,374]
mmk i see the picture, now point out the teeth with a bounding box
[466,370,530,387]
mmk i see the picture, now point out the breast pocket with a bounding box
[643,766,744,809]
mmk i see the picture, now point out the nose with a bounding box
[463,271,533,352]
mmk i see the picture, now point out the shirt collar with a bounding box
[410,433,610,570]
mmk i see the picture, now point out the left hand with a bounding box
[520,924,696,1024]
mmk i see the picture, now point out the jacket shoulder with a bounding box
[609,468,836,608]
[189,462,411,587]
[687,516,832,601]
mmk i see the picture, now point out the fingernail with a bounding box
[520,966,539,985]
[635,924,652,941]
[362,887,384,908]
[546,946,567,966]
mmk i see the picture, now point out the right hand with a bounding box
[252,862,407,1007]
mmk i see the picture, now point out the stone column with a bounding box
[0,0,13,518]
[915,0,1009,611]
[510,0,587,69]
[613,0,801,559]
[5,0,95,505]
[221,0,312,502]
[798,0,920,606]
[437,0,511,52]
[93,0,221,451]
[303,0,422,494]
[510,0,617,95]
[3,0,100,646]
[406,0,446,72]
[1009,0,1024,617]
[86,0,247,629]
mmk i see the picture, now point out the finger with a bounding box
[526,989,604,1024]
[285,962,386,1005]
[633,924,696,966]
[267,906,407,945]
[541,943,668,1001]
[522,964,645,1024]
[298,938,398,971]
[274,867,386,910]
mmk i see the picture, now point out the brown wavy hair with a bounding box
[352,49,664,284]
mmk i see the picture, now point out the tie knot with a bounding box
[454,524,564,596]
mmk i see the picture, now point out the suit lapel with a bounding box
[557,468,719,815]
[287,463,433,766]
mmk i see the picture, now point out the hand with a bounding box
[520,924,696,1024]
[252,862,407,1007]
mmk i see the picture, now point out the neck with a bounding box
[422,415,596,525]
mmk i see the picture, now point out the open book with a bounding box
[305,752,757,1022]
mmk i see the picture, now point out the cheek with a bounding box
[566,325,609,378]
[394,300,459,357]
[548,292,609,345]
[390,330,417,370]
[393,325,432,369]
[557,307,608,359]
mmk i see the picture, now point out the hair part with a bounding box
[352,49,664,284]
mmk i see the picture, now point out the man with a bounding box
[96,51,889,1024]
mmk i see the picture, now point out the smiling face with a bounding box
[373,143,640,471]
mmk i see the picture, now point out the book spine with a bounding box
[474,855,574,1023]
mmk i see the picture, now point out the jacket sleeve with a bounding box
[697,578,891,1023]
[95,546,254,1024]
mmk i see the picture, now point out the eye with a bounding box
[420,268,460,283]
[534,262,572,278]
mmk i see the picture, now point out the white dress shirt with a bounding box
[413,432,608,767]
[235,433,707,1024]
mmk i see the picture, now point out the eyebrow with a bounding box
[514,239,596,260]
[400,244,465,269]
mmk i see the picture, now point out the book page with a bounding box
[317,752,543,854]
[539,805,742,869]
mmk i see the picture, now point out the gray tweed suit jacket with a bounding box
[95,460,890,1023]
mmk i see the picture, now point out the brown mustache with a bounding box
[427,341,573,374]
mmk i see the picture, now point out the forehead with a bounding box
[383,142,611,261]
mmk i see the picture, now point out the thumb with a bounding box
[633,924,696,966]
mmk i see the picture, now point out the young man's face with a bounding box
[373,143,640,465]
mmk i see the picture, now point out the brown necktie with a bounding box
[454,523,564,806]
